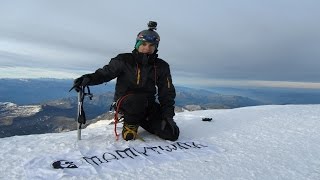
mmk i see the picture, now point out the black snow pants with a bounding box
[118,93,179,141]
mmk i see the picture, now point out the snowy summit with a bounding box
[0,105,319,180]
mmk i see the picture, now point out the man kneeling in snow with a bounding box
[72,21,179,141]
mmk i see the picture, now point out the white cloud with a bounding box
[1,0,320,84]
[0,66,88,79]
[2,66,320,89]
[174,73,320,89]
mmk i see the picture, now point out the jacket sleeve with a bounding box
[157,62,176,119]
[86,55,124,85]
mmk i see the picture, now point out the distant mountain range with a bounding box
[0,78,264,138]
[0,78,114,105]
[205,86,320,105]
[1,78,319,138]
[2,78,320,106]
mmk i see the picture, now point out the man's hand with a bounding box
[69,75,91,92]
[161,118,179,136]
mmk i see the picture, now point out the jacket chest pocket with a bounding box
[135,65,154,87]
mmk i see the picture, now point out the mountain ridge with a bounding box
[0,88,262,138]
[2,78,319,138]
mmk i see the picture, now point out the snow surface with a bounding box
[0,102,41,125]
[0,102,41,117]
[0,105,320,180]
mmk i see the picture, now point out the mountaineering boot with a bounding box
[122,123,139,140]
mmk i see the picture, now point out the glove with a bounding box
[161,118,179,137]
[70,75,91,92]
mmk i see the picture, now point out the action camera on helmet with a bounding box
[148,21,157,30]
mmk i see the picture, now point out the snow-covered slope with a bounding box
[0,102,41,125]
[0,105,319,180]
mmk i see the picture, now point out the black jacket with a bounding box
[86,50,176,119]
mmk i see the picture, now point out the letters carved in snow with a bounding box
[82,141,208,166]
[52,141,209,169]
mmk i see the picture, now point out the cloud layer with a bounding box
[0,0,319,88]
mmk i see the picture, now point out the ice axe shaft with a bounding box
[77,90,82,140]
[75,86,92,140]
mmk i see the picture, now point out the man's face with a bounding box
[138,41,156,54]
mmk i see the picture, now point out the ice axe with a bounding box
[74,86,93,140]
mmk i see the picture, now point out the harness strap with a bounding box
[114,94,132,140]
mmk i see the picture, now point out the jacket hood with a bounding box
[132,49,158,65]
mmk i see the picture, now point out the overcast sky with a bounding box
[0,0,319,88]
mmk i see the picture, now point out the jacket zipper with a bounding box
[136,64,141,85]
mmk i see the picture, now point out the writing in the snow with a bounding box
[83,141,208,166]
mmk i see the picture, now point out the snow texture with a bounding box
[0,105,320,180]
[0,102,41,119]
